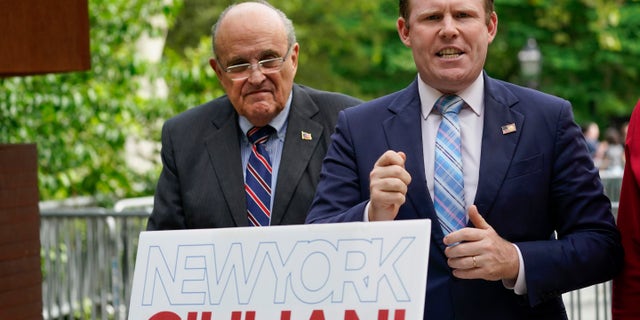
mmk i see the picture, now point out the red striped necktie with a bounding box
[245,126,275,226]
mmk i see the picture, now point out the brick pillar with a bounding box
[0,144,42,319]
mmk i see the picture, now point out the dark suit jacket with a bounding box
[147,84,362,230]
[306,74,623,319]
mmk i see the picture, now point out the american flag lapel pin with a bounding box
[501,123,516,135]
[301,131,312,140]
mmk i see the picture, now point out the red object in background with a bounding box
[612,99,640,319]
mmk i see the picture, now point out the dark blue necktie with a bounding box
[245,126,275,226]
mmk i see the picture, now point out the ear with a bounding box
[397,17,411,47]
[487,11,498,43]
[209,57,224,78]
[290,43,300,70]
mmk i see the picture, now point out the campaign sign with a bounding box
[128,220,430,320]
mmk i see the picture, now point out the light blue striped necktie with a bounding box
[434,95,466,235]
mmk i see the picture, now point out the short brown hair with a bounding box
[399,0,495,25]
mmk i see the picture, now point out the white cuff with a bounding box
[363,201,370,221]
[502,243,527,295]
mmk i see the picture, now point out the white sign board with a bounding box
[128,220,430,320]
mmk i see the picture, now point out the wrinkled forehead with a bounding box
[215,4,288,57]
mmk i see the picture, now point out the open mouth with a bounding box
[437,48,463,59]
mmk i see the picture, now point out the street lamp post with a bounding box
[517,37,542,89]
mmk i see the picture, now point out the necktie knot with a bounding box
[435,95,464,115]
[247,126,275,145]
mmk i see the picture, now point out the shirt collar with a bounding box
[239,92,292,140]
[418,72,484,119]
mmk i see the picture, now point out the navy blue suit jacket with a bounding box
[306,74,623,319]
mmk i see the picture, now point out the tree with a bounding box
[2,0,639,203]
[0,0,185,204]
[490,0,640,127]
[166,0,640,126]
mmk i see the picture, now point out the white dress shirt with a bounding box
[419,72,526,295]
[418,74,484,209]
[239,93,292,212]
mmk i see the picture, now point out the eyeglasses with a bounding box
[219,47,293,81]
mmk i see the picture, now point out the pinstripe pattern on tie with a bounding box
[434,95,466,235]
[245,126,275,226]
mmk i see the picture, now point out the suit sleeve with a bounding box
[516,101,623,306]
[146,120,187,230]
[306,110,370,223]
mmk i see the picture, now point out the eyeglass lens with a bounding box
[226,57,284,80]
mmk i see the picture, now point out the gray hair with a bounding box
[211,1,297,57]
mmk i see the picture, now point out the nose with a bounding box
[439,15,459,38]
[246,64,266,83]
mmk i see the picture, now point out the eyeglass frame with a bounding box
[217,46,294,81]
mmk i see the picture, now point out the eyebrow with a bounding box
[226,49,282,66]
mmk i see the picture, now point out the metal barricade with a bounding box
[39,173,622,320]
[40,197,152,320]
[561,172,623,320]
[600,171,623,218]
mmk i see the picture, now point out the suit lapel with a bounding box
[271,86,322,225]
[204,102,247,227]
[382,81,435,222]
[383,81,452,249]
[382,77,525,250]
[474,76,524,218]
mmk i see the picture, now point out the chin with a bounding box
[439,71,475,86]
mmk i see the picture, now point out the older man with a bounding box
[147,1,361,230]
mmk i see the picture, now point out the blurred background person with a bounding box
[602,126,625,175]
[582,121,606,168]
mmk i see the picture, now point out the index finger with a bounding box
[443,228,477,247]
[375,150,406,167]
